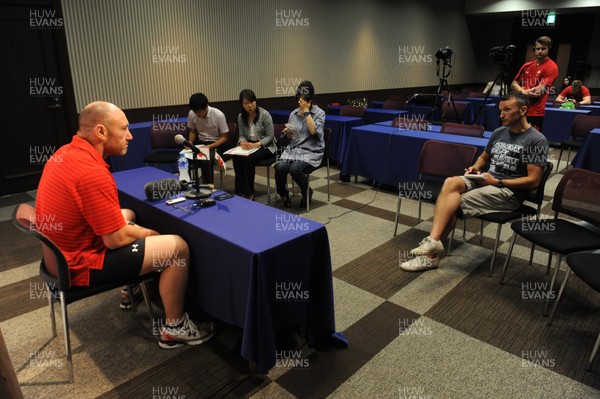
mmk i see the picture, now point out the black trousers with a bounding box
[232,146,274,196]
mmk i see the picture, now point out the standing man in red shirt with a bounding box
[512,36,559,132]
[36,101,215,349]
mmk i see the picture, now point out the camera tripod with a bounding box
[428,56,459,123]
[471,64,510,125]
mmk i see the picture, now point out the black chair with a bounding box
[557,115,600,171]
[143,122,188,166]
[255,123,285,203]
[555,253,600,370]
[393,140,477,242]
[475,162,553,276]
[440,122,485,138]
[12,204,155,383]
[500,168,600,316]
[382,100,407,110]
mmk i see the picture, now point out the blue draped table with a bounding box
[542,108,591,144]
[571,128,600,173]
[326,105,408,124]
[113,167,338,372]
[340,124,489,186]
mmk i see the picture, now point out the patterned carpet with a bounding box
[1,151,599,399]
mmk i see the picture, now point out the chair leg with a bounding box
[417,200,422,223]
[306,175,311,213]
[543,254,563,316]
[59,292,74,383]
[47,287,57,338]
[500,232,518,285]
[587,332,600,371]
[528,243,536,265]
[566,147,572,169]
[394,196,402,237]
[479,220,484,245]
[266,166,271,203]
[447,227,455,255]
[557,147,563,171]
[547,268,570,326]
[489,224,502,277]
[125,285,138,312]
[546,251,553,275]
[462,218,467,239]
[326,162,330,202]
[139,280,156,324]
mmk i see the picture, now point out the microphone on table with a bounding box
[143,178,182,201]
[174,134,200,155]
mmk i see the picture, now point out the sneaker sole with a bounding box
[158,331,216,349]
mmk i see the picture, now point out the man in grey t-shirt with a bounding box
[401,92,548,272]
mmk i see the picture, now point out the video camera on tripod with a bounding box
[489,44,516,65]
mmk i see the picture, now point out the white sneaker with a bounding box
[400,255,439,272]
[409,237,444,256]
[159,314,215,349]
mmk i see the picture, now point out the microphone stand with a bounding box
[184,151,212,200]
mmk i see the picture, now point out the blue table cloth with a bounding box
[571,128,600,173]
[113,167,338,372]
[373,120,493,138]
[542,108,591,144]
[340,125,488,186]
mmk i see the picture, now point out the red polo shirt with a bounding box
[514,58,559,116]
[559,85,591,103]
[36,135,126,286]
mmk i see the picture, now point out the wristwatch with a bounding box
[303,111,310,117]
[497,178,504,188]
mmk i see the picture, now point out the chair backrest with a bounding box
[448,93,468,101]
[223,122,238,152]
[524,161,554,208]
[339,106,365,118]
[552,168,600,225]
[569,114,600,139]
[418,140,477,178]
[440,101,467,123]
[149,121,188,149]
[440,122,484,137]
[392,117,428,131]
[12,204,71,290]
[382,100,407,110]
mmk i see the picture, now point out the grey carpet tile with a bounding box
[315,182,365,200]
[425,255,600,389]
[332,198,401,223]
[0,276,47,323]
[333,228,449,300]
[276,301,420,399]
[0,219,42,273]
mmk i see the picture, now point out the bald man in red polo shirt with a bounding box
[36,101,214,349]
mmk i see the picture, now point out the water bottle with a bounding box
[177,152,190,182]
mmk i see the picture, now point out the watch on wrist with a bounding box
[497,178,504,188]
[303,111,310,117]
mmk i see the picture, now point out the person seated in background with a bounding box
[187,93,229,183]
[233,89,276,200]
[555,80,591,105]
[400,93,548,272]
[36,101,215,348]
[275,80,326,208]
